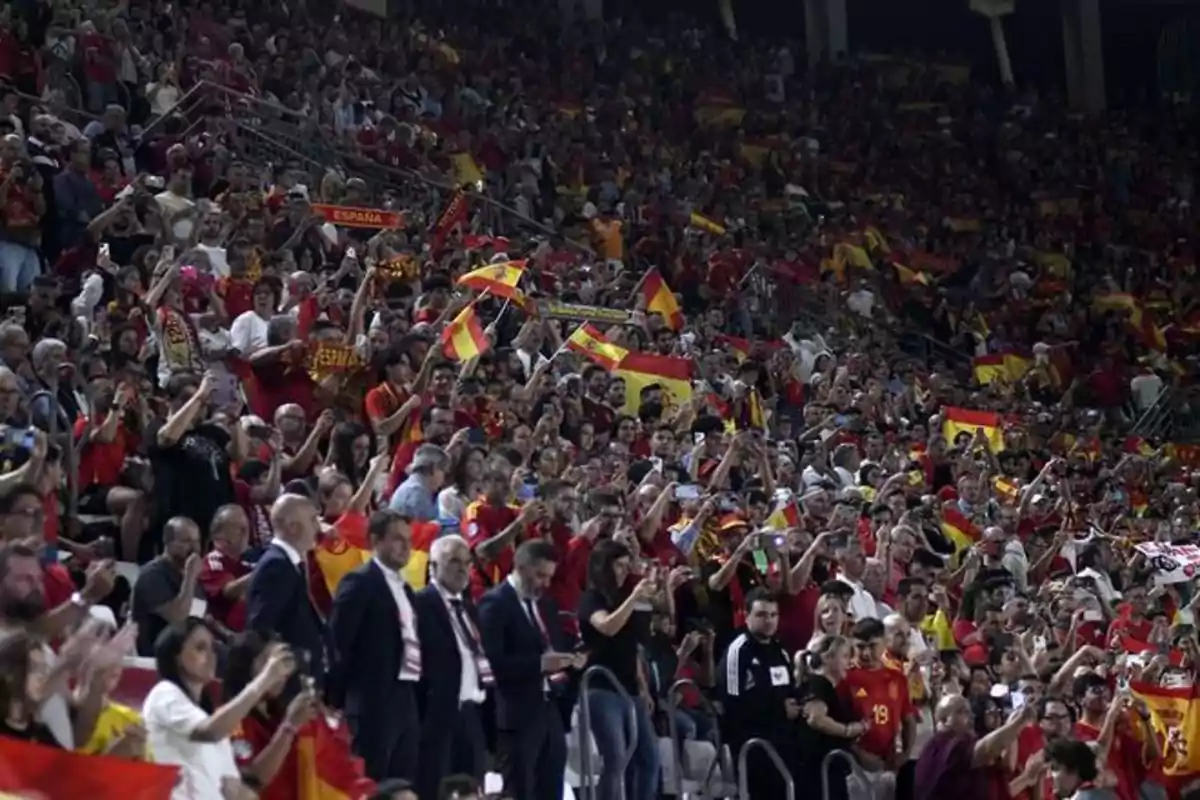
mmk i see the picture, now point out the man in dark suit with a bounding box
[329,508,423,783]
[246,494,327,684]
[478,539,582,800]
[413,534,489,800]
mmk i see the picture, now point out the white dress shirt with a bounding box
[508,575,551,694]
[435,584,486,705]
[376,557,422,681]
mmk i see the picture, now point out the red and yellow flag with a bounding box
[641,268,684,330]
[891,262,930,286]
[400,521,441,590]
[972,352,1030,385]
[567,324,629,371]
[456,260,527,304]
[295,716,376,799]
[313,534,372,596]
[0,737,178,799]
[441,305,490,362]
[766,498,799,530]
[940,506,981,554]
[1130,681,1200,779]
[942,406,1005,452]
[613,351,692,412]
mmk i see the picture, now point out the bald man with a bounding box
[912,694,1034,799]
[247,494,328,687]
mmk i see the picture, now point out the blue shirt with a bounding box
[389,474,436,522]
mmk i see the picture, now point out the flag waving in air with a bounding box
[456,261,527,305]
[613,351,692,412]
[441,305,490,362]
[640,269,684,330]
[566,324,629,371]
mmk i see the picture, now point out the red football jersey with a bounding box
[839,666,915,761]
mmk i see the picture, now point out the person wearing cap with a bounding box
[390,444,448,523]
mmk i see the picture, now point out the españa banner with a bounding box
[1130,680,1200,778]
[0,737,178,799]
[311,203,405,230]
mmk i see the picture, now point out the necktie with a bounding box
[524,597,550,647]
[450,598,483,657]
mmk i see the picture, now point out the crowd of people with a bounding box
[0,0,1199,799]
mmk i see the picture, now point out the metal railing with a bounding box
[736,737,794,800]
[1131,384,1175,440]
[577,665,639,800]
[820,749,871,800]
[664,679,726,798]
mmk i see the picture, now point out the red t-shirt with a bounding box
[1074,719,1143,800]
[1011,724,1044,800]
[198,548,249,632]
[232,714,297,800]
[250,361,317,423]
[839,666,915,761]
[776,584,820,656]
[952,619,990,666]
[74,413,129,488]
[43,563,75,610]
[464,500,522,601]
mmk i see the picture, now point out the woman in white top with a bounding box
[230,278,281,358]
[436,445,486,528]
[142,619,294,800]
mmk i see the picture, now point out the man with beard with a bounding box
[0,542,115,748]
[130,516,206,656]
[74,365,148,561]
[1010,697,1077,800]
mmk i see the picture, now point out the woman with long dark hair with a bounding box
[142,619,294,799]
[225,631,320,799]
[578,539,661,800]
[0,630,60,746]
[329,421,375,489]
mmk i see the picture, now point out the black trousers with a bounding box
[496,701,567,800]
[349,682,420,782]
[417,700,487,800]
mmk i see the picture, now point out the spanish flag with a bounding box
[766,498,799,530]
[441,305,490,361]
[689,211,727,236]
[313,534,372,596]
[456,260,527,304]
[1093,292,1167,352]
[295,716,376,799]
[717,333,752,362]
[400,521,440,590]
[992,476,1020,503]
[942,406,1004,452]
[0,736,179,799]
[693,88,746,127]
[567,324,629,371]
[940,506,981,554]
[613,351,693,413]
[1130,681,1200,779]
[833,242,873,271]
[738,388,767,431]
[641,268,684,330]
[972,352,1030,385]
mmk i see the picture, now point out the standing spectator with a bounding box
[914,695,1035,799]
[389,444,447,521]
[225,631,321,799]
[328,509,422,783]
[131,516,205,656]
[246,494,327,689]
[142,618,294,800]
[198,504,253,637]
[478,540,573,800]
[414,534,490,799]
[794,635,865,800]
[718,588,801,800]
[0,145,45,297]
[577,539,661,800]
[53,138,103,253]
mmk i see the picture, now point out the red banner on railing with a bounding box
[0,736,178,799]
[311,204,405,230]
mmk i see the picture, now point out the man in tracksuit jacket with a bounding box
[718,587,800,798]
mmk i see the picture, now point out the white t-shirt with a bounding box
[230,311,270,356]
[143,680,239,800]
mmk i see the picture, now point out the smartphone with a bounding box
[829,532,849,549]
[674,484,702,501]
[516,479,538,502]
[161,244,176,262]
[1011,690,1026,710]
[4,428,34,451]
[693,432,706,446]
[649,457,664,472]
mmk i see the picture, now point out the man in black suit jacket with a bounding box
[478,539,583,800]
[413,534,489,800]
[246,494,328,685]
[329,508,423,783]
